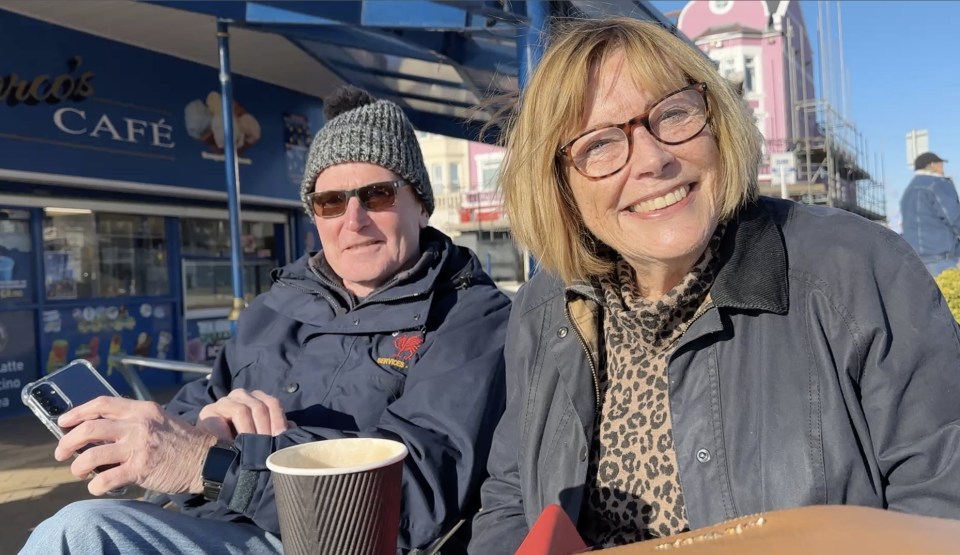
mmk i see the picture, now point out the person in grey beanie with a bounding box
[22,86,511,555]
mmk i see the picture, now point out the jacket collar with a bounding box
[711,199,789,314]
[265,227,484,327]
[566,199,789,315]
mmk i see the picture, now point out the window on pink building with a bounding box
[744,57,756,93]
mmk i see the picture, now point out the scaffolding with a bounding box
[760,99,885,222]
[753,0,886,223]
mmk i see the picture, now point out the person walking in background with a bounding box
[469,17,960,554]
[900,152,959,277]
[21,86,511,555]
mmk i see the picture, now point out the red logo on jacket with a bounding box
[393,334,424,361]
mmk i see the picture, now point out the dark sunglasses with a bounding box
[306,180,409,218]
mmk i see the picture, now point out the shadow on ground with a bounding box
[0,386,182,554]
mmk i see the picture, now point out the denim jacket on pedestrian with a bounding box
[900,171,960,272]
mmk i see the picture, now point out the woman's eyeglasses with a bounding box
[306,180,409,218]
[558,82,709,179]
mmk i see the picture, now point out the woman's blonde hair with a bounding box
[499,17,763,284]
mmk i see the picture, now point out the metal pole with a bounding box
[518,1,548,281]
[216,19,245,331]
[519,1,548,88]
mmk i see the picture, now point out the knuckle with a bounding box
[74,419,96,436]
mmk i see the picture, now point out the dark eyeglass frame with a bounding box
[306,179,409,219]
[557,82,710,179]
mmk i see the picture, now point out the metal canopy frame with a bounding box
[153,0,677,140]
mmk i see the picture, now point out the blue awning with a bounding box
[152,0,677,141]
[1,0,677,141]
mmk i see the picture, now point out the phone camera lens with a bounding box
[48,405,63,416]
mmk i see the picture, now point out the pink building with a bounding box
[677,0,883,220]
[679,0,816,165]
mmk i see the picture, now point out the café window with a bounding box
[181,219,277,259]
[43,210,169,300]
[180,218,280,311]
[181,260,274,311]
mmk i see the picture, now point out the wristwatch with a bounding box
[201,441,239,501]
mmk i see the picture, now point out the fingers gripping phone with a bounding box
[21,358,126,494]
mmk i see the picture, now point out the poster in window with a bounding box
[40,303,179,394]
[0,209,34,304]
[185,316,232,364]
[284,113,311,187]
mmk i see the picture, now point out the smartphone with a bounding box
[21,358,126,494]
[22,358,121,436]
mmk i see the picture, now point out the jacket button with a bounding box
[353,318,359,325]
[285,383,299,393]
[696,448,711,463]
[579,446,587,461]
[557,327,568,338]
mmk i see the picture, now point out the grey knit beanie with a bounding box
[300,86,433,216]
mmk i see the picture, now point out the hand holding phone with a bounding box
[26,359,219,497]
[21,359,126,494]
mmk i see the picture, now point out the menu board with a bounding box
[0,310,38,417]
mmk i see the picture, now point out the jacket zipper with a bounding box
[275,278,341,308]
[564,303,601,421]
[279,278,430,319]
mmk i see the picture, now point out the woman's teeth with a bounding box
[630,185,690,213]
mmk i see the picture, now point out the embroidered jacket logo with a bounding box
[376,334,424,369]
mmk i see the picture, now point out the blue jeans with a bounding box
[19,499,283,555]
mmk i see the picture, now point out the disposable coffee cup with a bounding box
[266,438,408,555]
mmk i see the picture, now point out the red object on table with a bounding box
[515,504,590,555]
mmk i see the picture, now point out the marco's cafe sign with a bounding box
[0,56,175,150]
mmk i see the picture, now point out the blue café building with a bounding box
[0,8,329,417]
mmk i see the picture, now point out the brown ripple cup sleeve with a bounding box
[266,438,408,555]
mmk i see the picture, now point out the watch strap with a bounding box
[201,441,239,502]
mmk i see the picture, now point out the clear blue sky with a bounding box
[651,0,960,231]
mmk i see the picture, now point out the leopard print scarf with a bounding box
[581,222,726,547]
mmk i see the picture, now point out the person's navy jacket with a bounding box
[165,227,511,551]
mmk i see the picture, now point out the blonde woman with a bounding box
[470,17,960,553]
